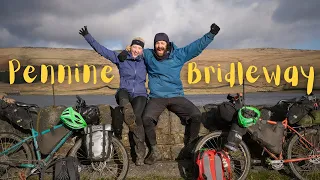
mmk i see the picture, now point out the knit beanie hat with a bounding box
[131,37,145,48]
[154,33,169,45]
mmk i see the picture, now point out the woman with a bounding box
[79,26,147,166]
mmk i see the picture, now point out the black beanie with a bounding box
[131,39,144,48]
[154,33,169,45]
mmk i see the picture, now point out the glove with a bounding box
[210,23,220,35]
[79,26,89,36]
[117,50,129,62]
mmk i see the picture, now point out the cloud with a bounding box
[272,0,320,24]
[0,0,319,50]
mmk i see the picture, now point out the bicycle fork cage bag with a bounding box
[84,124,113,161]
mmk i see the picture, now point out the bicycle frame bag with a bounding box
[37,125,71,155]
[196,149,232,180]
[247,119,285,154]
[84,124,113,161]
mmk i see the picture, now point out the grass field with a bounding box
[78,170,292,180]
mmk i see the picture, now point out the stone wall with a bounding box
[0,103,224,160]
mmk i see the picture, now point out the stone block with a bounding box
[36,105,67,131]
[170,112,185,134]
[157,109,170,134]
[172,133,185,144]
[158,144,172,160]
[97,104,113,124]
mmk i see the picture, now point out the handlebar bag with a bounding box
[77,105,101,125]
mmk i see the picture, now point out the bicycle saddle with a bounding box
[15,101,39,108]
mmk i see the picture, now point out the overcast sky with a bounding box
[1,0,320,50]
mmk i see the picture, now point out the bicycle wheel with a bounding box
[68,136,129,180]
[0,132,33,180]
[193,131,251,180]
[287,127,320,180]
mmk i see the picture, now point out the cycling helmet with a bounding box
[238,106,261,128]
[60,107,87,129]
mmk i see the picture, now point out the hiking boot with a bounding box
[122,103,137,131]
[144,145,161,165]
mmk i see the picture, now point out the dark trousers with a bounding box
[115,89,147,127]
[114,89,147,154]
[142,97,202,146]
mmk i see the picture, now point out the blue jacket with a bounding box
[143,32,216,98]
[84,34,147,98]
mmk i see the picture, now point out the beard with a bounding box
[156,47,166,56]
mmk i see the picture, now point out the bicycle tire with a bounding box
[193,131,251,180]
[0,132,34,180]
[287,127,320,180]
[68,135,129,180]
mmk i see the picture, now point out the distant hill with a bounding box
[0,47,319,95]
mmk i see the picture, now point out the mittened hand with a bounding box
[79,26,89,36]
[210,23,220,35]
[118,50,129,62]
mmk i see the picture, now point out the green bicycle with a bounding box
[0,95,129,180]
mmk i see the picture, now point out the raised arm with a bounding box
[178,23,220,63]
[79,26,119,64]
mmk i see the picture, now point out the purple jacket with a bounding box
[84,34,147,98]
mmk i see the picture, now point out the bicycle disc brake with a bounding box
[91,161,107,172]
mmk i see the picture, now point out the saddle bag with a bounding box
[84,124,113,161]
[0,102,35,130]
[247,119,285,154]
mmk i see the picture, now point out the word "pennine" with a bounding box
[8,59,114,84]
[188,62,315,95]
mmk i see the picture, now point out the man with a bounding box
[119,23,220,165]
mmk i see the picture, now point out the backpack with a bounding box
[84,124,113,162]
[196,149,232,180]
[54,156,80,180]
